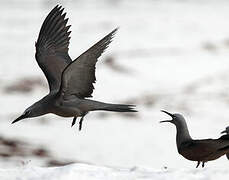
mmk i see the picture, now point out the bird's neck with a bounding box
[175,122,192,148]
[32,95,53,117]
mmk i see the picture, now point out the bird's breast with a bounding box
[51,103,83,117]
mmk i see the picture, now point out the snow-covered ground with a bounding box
[2,163,229,180]
[1,0,229,178]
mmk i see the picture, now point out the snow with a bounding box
[1,0,229,178]
[1,163,229,180]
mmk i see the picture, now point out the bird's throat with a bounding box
[175,123,192,148]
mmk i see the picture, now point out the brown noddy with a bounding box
[12,5,137,130]
[160,110,229,168]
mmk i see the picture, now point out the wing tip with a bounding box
[37,4,72,54]
[104,27,119,47]
[56,4,63,10]
[112,27,119,34]
[109,27,119,40]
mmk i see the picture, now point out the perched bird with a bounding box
[12,5,136,130]
[160,110,229,168]
[220,126,229,159]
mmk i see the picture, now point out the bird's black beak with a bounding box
[160,110,174,123]
[160,120,173,123]
[12,113,27,124]
[221,130,227,134]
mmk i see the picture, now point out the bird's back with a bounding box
[179,139,229,162]
[219,134,229,160]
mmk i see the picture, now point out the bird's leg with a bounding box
[79,112,88,131]
[196,161,200,168]
[202,162,205,168]
[71,116,77,127]
[79,116,85,131]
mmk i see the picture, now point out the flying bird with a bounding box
[160,110,229,168]
[12,5,136,130]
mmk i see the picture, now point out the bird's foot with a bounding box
[202,162,205,168]
[196,161,200,168]
[79,116,84,131]
[71,117,77,127]
[78,112,88,131]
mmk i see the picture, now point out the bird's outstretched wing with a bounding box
[35,5,72,92]
[59,28,118,99]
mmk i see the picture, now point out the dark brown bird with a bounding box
[12,5,136,130]
[160,110,229,168]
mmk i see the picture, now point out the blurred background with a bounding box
[1,0,229,169]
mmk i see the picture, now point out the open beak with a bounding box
[160,120,173,123]
[160,110,174,123]
[12,114,26,124]
[221,130,227,134]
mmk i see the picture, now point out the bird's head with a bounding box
[12,104,40,124]
[160,110,186,126]
[221,126,229,134]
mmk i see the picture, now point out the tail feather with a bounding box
[101,104,137,112]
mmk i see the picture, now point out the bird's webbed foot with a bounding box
[196,161,200,168]
[71,117,77,127]
[79,112,88,131]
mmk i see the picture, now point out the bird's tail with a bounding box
[98,104,137,112]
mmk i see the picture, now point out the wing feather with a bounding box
[180,139,229,160]
[35,5,72,92]
[59,28,118,99]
